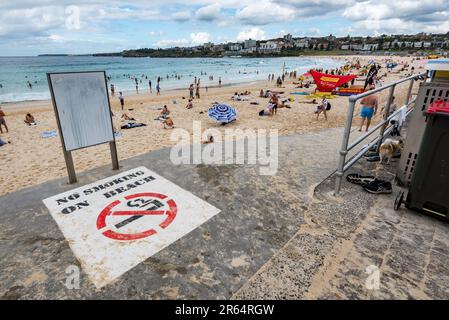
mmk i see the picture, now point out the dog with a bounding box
[379,138,404,164]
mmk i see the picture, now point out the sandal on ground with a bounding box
[346,174,376,185]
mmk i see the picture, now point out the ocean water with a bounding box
[0,56,343,104]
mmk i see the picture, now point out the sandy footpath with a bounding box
[0,55,425,196]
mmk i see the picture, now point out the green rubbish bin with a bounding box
[404,100,449,220]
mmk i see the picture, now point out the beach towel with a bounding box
[290,92,309,95]
[392,106,407,127]
[121,123,147,130]
[41,131,58,138]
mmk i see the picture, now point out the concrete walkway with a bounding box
[234,151,449,300]
[0,127,347,299]
[3,124,446,300]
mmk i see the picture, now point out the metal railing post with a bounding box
[334,98,357,195]
[405,78,414,105]
[376,84,396,153]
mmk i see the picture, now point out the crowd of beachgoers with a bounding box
[0,55,427,195]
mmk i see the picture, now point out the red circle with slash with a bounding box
[96,193,177,241]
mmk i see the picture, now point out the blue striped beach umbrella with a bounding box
[208,104,237,124]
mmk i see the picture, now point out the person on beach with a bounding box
[149,80,152,92]
[202,135,214,144]
[315,98,328,121]
[24,113,36,126]
[195,81,200,99]
[276,77,282,87]
[118,92,125,110]
[359,84,378,132]
[219,77,222,87]
[121,112,136,121]
[155,105,170,120]
[156,83,161,96]
[364,64,379,90]
[110,84,115,96]
[232,92,241,101]
[163,117,174,129]
[269,93,280,114]
[189,84,194,99]
[186,99,193,109]
[0,107,8,133]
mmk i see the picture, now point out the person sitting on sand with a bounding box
[186,99,193,109]
[259,106,273,116]
[155,105,170,120]
[122,113,136,122]
[202,135,214,144]
[232,92,241,101]
[24,113,36,126]
[163,117,174,129]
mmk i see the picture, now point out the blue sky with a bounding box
[1,0,448,56]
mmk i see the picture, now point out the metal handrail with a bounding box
[346,97,416,151]
[334,72,426,195]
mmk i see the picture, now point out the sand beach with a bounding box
[0,55,425,196]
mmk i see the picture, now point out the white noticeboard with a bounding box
[42,167,221,288]
[48,71,114,152]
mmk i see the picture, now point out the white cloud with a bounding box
[236,1,296,25]
[236,27,266,41]
[154,32,212,48]
[154,38,190,48]
[172,10,191,22]
[1,0,449,54]
[342,0,449,35]
[48,34,64,42]
[196,4,223,22]
[190,32,212,45]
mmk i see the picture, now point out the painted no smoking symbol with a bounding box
[96,193,178,241]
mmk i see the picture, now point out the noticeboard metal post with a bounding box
[47,71,119,184]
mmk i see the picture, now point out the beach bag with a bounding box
[326,102,332,111]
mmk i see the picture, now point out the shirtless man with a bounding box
[359,85,378,132]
